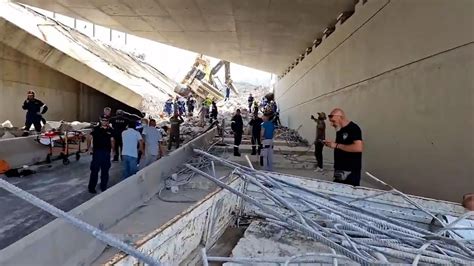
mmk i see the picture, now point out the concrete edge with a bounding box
[0,128,217,266]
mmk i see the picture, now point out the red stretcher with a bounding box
[37,130,87,165]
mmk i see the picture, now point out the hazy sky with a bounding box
[31,6,273,86]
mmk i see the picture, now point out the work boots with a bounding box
[233,147,241,157]
[251,146,257,155]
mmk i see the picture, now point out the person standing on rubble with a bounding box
[22,90,48,133]
[210,101,218,123]
[121,121,144,178]
[140,119,163,168]
[168,111,184,150]
[324,108,364,186]
[311,112,326,172]
[164,98,174,117]
[187,95,195,116]
[231,109,243,156]
[261,114,276,171]
[86,115,114,194]
[110,110,129,162]
[225,85,231,101]
[247,93,254,111]
[249,113,263,155]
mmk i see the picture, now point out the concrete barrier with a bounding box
[0,128,217,266]
[0,136,48,168]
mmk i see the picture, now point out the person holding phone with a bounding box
[324,108,364,186]
[311,112,326,172]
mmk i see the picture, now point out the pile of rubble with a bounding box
[0,121,23,139]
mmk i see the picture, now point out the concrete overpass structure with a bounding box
[6,0,474,201]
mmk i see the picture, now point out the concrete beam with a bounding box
[0,136,48,168]
[0,128,217,266]
[15,0,357,73]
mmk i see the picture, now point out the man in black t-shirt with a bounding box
[324,108,364,186]
[109,110,130,161]
[86,116,115,193]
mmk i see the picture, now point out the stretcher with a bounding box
[37,130,87,165]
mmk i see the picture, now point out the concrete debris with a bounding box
[1,120,13,128]
[1,131,15,139]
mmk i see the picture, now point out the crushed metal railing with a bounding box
[191,149,474,265]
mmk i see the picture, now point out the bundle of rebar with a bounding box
[190,149,474,265]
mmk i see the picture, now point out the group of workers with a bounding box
[163,96,196,117]
[231,109,276,172]
[248,93,280,127]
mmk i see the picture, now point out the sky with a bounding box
[31,6,274,87]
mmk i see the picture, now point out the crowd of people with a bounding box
[18,90,474,212]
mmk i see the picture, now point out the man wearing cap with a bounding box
[86,116,114,193]
[22,90,48,133]
[311,112,327,172]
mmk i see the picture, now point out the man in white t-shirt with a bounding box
[121,121,144,178]
[140,119,163,169]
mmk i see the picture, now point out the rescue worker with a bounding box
[22,90,48,133]
[86,116,114,194]
[253,100,259,117]
[199,97,212,126]
[187,95,196,116]
[247,93,254,111]
[110,110,129,161]
[249,113,263,155]
[168,111,184,150]
[225,85,230,101]
[164,98,174,116]
[261,114,276,171]
[311,112,327,171]
[231,109,243,156]
[178,96,186,116]
[210,101,218,123]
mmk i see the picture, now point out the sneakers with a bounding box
[314,167,324,172]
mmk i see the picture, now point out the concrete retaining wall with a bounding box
[0,136,48,168]
[107,177,242,266]
[275,0,474,202]
[0,128,217,266]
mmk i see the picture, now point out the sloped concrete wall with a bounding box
[275,0,474,202]
[0,42,136,127]
[0,42,80,126]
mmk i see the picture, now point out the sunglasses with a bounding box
[328,114,341,119]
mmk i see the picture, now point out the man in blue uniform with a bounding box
[22,90,48,133]
[86,116,114,193]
